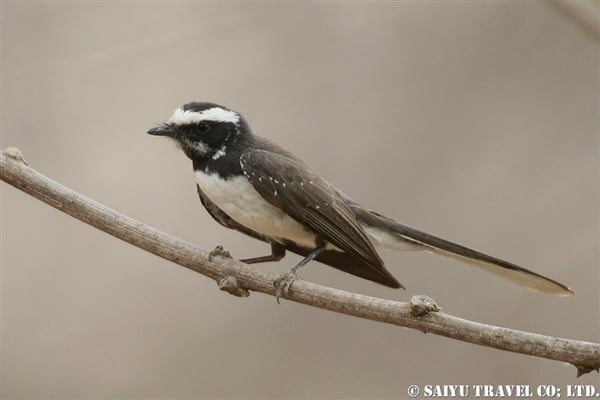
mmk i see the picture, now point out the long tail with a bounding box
[352,205,574,296]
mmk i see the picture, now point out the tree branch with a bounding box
[1,147,599,377]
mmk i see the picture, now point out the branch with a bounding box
[1,147,599,377]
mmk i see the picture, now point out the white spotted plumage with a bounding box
[195,170,319,249]
[212,145,227,160]
[149,101,574,296]
[195,168,418,253]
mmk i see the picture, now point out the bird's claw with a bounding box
[209,245,232,261]
[274,271,299,304]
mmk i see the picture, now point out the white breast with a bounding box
[195,170,418,254]
[195,170,318,248]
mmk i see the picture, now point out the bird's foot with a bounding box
[274,271,299,304]
[209,245,232,261]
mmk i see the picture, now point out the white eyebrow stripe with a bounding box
[168,107,240,125]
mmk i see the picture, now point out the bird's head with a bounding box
[148,102,247,161]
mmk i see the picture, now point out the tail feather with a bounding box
[352,206,574,296]
[393,223,574,296]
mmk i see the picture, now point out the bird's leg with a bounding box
[275,242,327,303]
[240,242,286,264]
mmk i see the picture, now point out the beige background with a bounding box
[2,1,598,398]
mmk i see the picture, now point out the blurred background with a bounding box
[2,1,598,398]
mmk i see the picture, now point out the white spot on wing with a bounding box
[169,107,240,125]
[194,170,317,248]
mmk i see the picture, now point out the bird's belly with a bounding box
[195,171,318,248]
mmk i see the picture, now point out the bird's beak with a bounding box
[147,123,174,136]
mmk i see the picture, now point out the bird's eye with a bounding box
[198,123,210,132]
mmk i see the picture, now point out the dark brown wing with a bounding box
[282,241,403,288]
[239,150,400,287]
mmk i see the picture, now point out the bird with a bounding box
[147,101,574,299]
